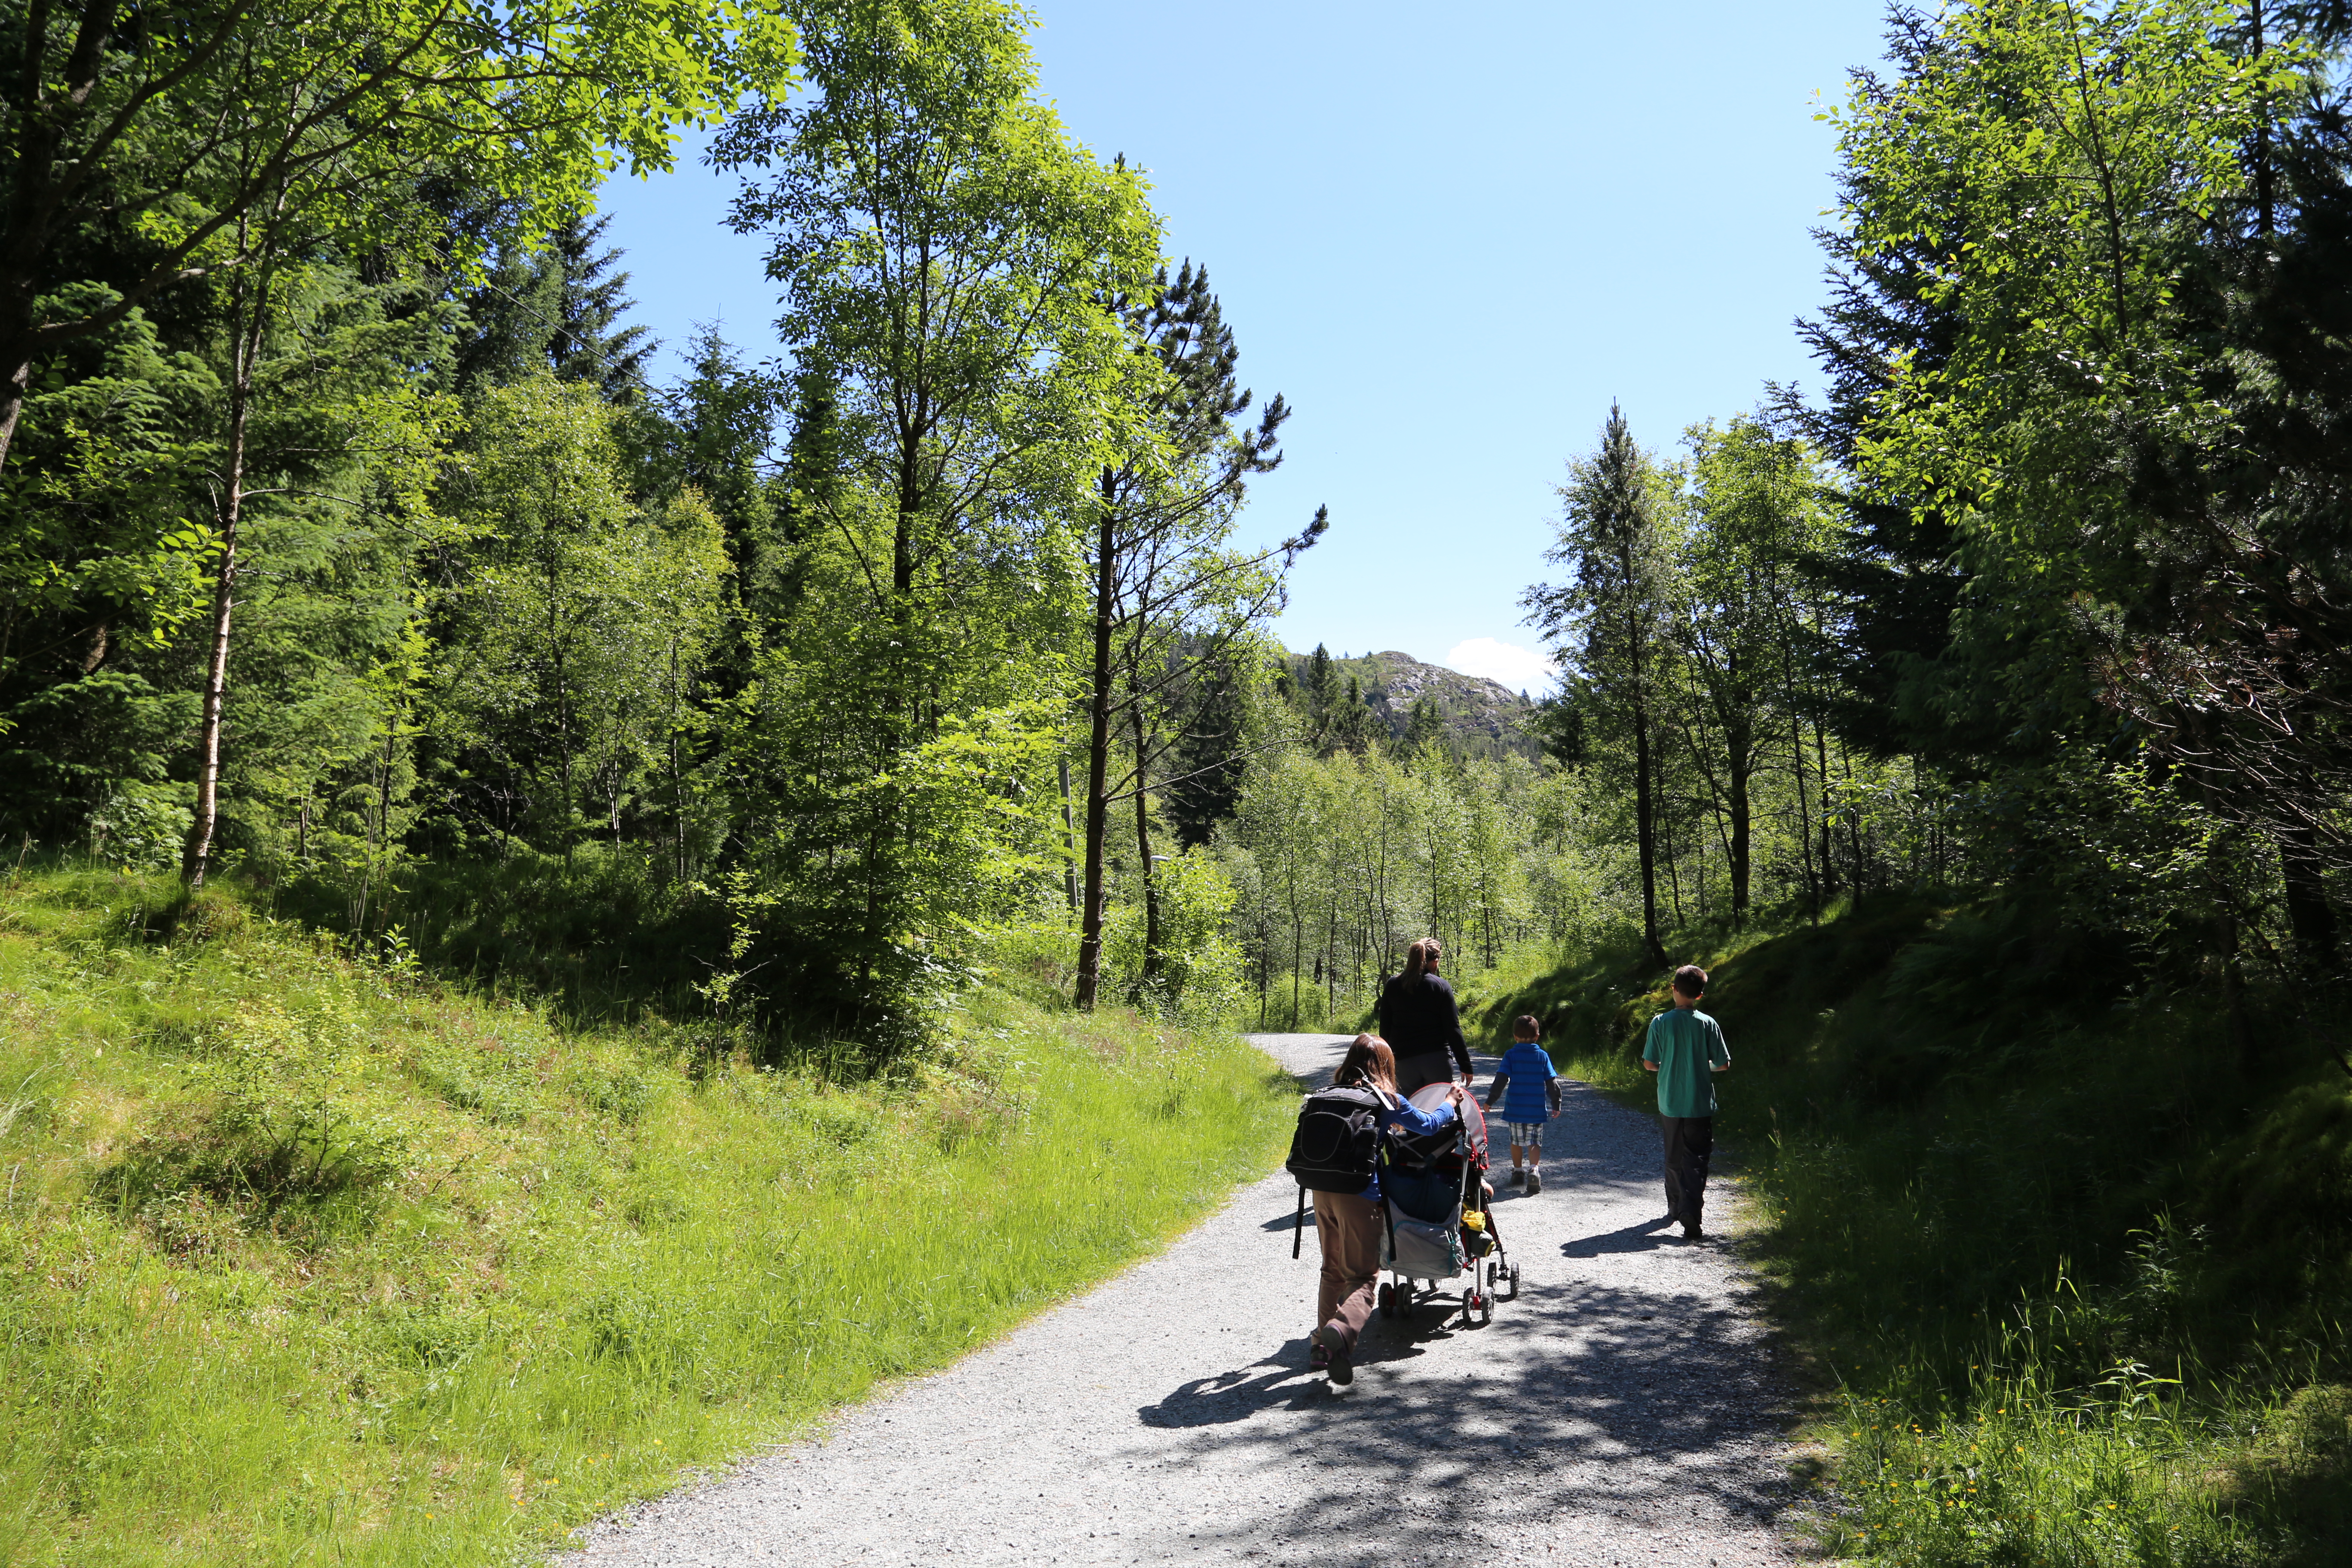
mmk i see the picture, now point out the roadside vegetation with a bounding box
[1478,898,2352,1568]
[0,864,1293,1567]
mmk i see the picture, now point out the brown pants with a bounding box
[1312,1188,1383,1352]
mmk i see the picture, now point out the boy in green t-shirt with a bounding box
[1642,964,1731,1241]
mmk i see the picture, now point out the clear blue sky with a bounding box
[595,1,1892,694]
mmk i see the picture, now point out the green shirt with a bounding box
[1643,1006,1729,1118]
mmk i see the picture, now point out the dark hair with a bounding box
[1336,1034,1398,1093]
[1672,964,1708,997]
[1513,1014,1542,1040]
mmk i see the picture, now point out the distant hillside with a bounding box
[1284,648,1542,759]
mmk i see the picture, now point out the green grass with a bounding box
[0,865,1296,1566]
[267,847,731,1031]
[1481,895,2352,1566]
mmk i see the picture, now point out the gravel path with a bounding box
[561,1035,1801,1567]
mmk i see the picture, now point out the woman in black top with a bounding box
[1377,937,1473,1094]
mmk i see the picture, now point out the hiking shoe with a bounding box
[1682,1222,1706,1242]
[1326,1338,1354,1386]
[1526,1168,1542,1195]
[1509,1167,1525,1186]
[1308,1336,1332,1373]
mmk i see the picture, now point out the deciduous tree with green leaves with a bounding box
[710,0,1161,1041]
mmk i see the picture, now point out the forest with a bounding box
[7,0,2352,1562]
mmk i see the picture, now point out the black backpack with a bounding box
[1285,1085,1387,1193]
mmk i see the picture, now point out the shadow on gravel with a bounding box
[1561,1214,1681,1258]
[1138,1356,1328,1427]
[1145,1275,1794,1565]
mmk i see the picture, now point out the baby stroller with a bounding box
[1378,1083,1519,1325]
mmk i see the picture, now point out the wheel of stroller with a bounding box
[1378,1281,1395,1319]
[1477,1289,1493,1326]
[1509,1262,1522,1298]
[1485,1261,1497,1287]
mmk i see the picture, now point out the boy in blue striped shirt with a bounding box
[1484,1015,1562,1194]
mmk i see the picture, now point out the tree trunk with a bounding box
[1073,472,1118,1009]
[1660,784,1684,928]
[551,544,573,871]
[1628,626,1667,970]
[669,639,688,882]
[181,263,269,888]
[1128,700,1163,1003]
[2252,0,2274,240]
[1790,708,1818,920]
[1727,719,1753,924]
[1058,756,1078,914]
[1814,714,1838,899]
[2281,818,2338,970]
[0,81,52,475]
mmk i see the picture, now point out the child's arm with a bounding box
[1546,1077,1562,1116]
[1483,1070,1509,1111]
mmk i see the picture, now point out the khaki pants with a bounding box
[1313,1188,1383,1352]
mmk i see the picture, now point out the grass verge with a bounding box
[1479,897,2352,1566]
[0,866,1295,1566]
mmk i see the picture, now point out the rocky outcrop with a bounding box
[1287,648,1539,755]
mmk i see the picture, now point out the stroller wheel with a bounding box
[1485,1261,1497,1287]
[1378,1281,1395,1319]
[1509,1263,1522,1299]
[1477,1289,1493,1326]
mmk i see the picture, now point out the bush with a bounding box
[1483,894,2352,1565]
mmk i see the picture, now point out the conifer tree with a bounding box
[550,216,656,401]
[1068,258,1319,1010]
[1525,404,1672,970]
[1399,695,1444,757]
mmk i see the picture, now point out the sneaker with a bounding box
[1308,1336,1331,1373]
[1526,1168,1542,1195]
[1509,1167,1525,1187]
[1681,1221,1705,1241]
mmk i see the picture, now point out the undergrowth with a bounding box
[1480,894,2352,1566]
[0,865,1295,1566]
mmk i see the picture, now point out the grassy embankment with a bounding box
[1471,899,2352,1568]
[0,865,1295,1567]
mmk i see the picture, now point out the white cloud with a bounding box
[1441,637,1555,695]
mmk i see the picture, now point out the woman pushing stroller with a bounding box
[1292,1034,1464,1384]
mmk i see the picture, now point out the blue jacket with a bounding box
[1485,1042,1561,1125]
[1351,1091,1457,1204]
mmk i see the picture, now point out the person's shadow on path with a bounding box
[1561,1213,1682,1259]
[1136,1329,1442,1428]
